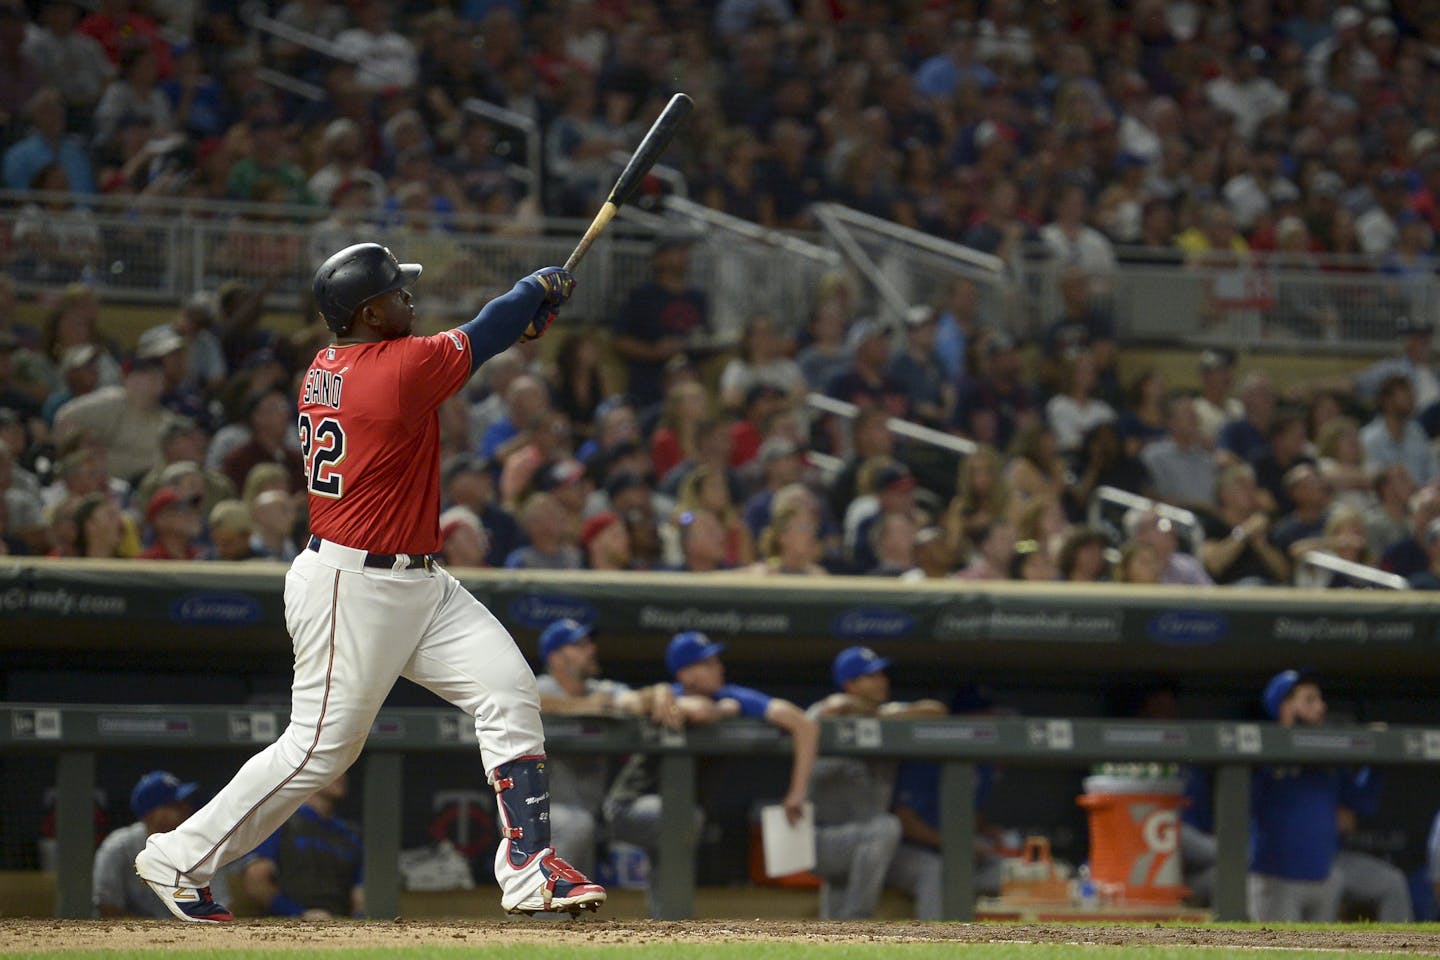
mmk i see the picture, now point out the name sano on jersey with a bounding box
[303,368,344,410]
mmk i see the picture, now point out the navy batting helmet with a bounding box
[312,242,422,335]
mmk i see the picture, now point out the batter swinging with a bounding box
[134,243,605,920]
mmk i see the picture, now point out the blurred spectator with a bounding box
[1047,351,1118,458]
[844,459,918,574]
[1217,371,1277,468]
[1363,464,1414,560]
[11,165,100,285]
[900,525,953,581]
[1253,411,1313,517]
[866,512,917,577]
[163,42,225,140]
[943,445,1007,551]
[0,331,41,423]
[1004,423,1066,510]
[482,373,551,464]
[248,487,298,561]
[334,0,417,92]
[207,499,259,561]
[796,297,850,396]
[1067,421,1152,518]
[1008,537,1056,582]
[1357,170,1409,256]
[437,503,487,568]
[270,0,347,73]
[309,119,387,208]
[1057,525,1110,583]
[0,0,39,124]
[1042,267,1117,387]
[1041,184,1117,298]
[1314,417,1371,513]
[1381,485,1440,579]
[1200,464,1290,585]
[93,771,202,918]
[953,333,1037,452]
[749,488,826,576]
[1193,349,1242,445]
[956,518,1015,582]
[671,507,728,573]
[650,380,710,482]
[92,42,172,150]
[241,775,362,920]
[826,320,910,419]
[580,509,629,571]
[1270,463,1336,562]
[139,485,203,560]
[227,114,312,205]
[1207,45,1287,142]
[221,389,304,495]
[1115,539,1163,584]
[71,490,125,559]
[23,1,111,116]
[719,313,805,413]
[552,330,619,440]
[741,437,803,537]
[676,463,754,569]
[142,292,228,395]
[726,383,785,471]
[53,343,177,484]
[1141,397,1217,511]
[134,446,234,529]
[1405,520,1440,590]
[504,492,581,570]
[1360,375,1438,487]
[612,233,710,411]
[1354,315,1439,412]
[1127,507,1212,587]
[4,86,96,193]
[887,306,952,428]
[441,454,521,568]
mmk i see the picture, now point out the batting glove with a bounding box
[531,267,576,307]
[518,304,558,344]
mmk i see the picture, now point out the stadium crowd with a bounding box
[3,0,1440,591]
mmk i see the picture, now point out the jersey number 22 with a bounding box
[298,413,346,498]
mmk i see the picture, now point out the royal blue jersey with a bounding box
[1250,765,1379,881]
[673,682,771,719]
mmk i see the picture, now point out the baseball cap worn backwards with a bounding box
[539,618,592,660]
[1262,668,1318,719]
[131,771,199,818]
[666,631,726,675]
[833,646,891,688]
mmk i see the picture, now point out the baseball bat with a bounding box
[563,92,694,273]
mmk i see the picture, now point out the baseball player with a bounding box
[807,647,948,919]
[535,618,719,916]
[135,242,606,921]
[1249,669,1380,921]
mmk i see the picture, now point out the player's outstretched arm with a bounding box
[457,267,575,372]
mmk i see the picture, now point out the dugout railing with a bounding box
[4,703,1438,923]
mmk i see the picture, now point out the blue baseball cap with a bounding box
[666,631,726,676]
[833,646,891,688]
[1262,669,1318,719]
[539,618,592,660]
[130,771,199,819]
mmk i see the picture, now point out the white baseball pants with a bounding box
[139,540,543,887]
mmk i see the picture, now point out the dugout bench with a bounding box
[3,704,1438,922]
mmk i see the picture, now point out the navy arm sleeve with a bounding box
[458,276,548,373]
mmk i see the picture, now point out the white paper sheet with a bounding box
[759,802,816,877]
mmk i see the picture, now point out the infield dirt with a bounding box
[3,919,1440,954]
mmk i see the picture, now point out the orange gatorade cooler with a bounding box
[1076,774,1189,904]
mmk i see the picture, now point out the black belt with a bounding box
[307,535,437,571]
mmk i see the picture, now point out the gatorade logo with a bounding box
[1128,805,1182,887]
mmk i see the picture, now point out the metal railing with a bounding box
[10,703,1439,923]
[658,196,844,343]
[1020,246,1431,354]
[462,98,541,201]
[805,392,976,459]
[1088,485,1205,556]
[1296,550,1409,590]
[812,202,1014,333]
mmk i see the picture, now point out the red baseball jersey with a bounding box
[298,330,472,554]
